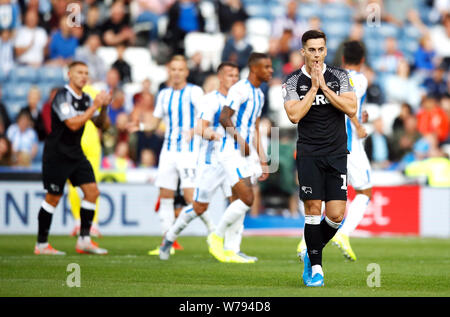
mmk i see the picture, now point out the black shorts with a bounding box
[296,154,347,201]
[42,156,96,195]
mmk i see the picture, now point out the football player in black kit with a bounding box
[34,61,111,255]
[283,30,357,286]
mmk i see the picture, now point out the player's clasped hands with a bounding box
[93,90,112,109]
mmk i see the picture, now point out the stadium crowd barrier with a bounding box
[0,180,448,238]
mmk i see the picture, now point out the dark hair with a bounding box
[217,61,239,73]
[16,108,32,122]
[343,40,365,65]
[68,60,88,69]
[301,30,326,46]
[248,52,270,67]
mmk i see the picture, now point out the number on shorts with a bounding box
[340,174,347,190]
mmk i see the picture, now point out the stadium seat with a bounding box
[269,3,286,19]
[320,3,353,21]
[37,66,65,84]
[184,32,226,72]
[10,66,38,83]
[268,84,295,129]
[0,68,9,84]
[245,4,271,20]
[402,24,421,40]
[97,47,118,69]
[247,34,269,53]
[37,82,58,102]
[377,23,399,39]
[123,47,152,83]
[4,99,25,121]
[2,82,32,101]
[246,18,272,38]
[296,3,321,20]
[380,103,401,135]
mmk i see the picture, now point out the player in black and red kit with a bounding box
[283,30,357,286]
[34,61,111,255]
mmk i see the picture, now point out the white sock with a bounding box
[37,242,49,248]
[312,265,323,276]
[77,235,91,244]
[224,212,245,253]
[339,194,370,236]
[199,211,215,234]
[165,205,196,242]
[215,199,249,238]
[159,198,175,234]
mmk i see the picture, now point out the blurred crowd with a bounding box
[0,0,449,216]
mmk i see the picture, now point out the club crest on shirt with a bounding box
[327,81,339,89]
[60,102,71,115]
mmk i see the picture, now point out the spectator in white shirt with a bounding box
[14,10,48,67]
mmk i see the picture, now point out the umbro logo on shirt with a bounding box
[299,85,309,91]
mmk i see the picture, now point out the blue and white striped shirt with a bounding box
[220,79,265,153]
[197,90,227,165]
[153,83,204,153]
[346,69,368,152]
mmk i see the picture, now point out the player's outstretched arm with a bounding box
[220,106,250,156]
[128,116,162,133]
[194,119,221,141]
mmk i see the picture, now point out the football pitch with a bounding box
[0,235,449,297]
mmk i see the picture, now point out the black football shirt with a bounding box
[283,64,353,156]
[43,85,94,161]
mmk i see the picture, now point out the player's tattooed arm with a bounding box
[220,106,250,156]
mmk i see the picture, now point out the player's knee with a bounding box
[193,201,208,215]
[45,194,61,207]
[328,213,344,224]
[84,186,100,201]
[241,191,254,207]
[356,188,372,200]
[304,200,322,215]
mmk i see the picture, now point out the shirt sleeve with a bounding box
[52,91,79,122]
[282,73,301,102]
[339,69,354,94]
[225,83,248,112]
[197,94,216,123]
[153,89,166,119]
[190,85,204,113]
[257,90,265,118]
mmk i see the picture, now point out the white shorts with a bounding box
[155,150,197,190]
[220,149,262,187]
[347,139,372,190]
[193,162,232,203]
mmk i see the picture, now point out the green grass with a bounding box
[0,235,449,297]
